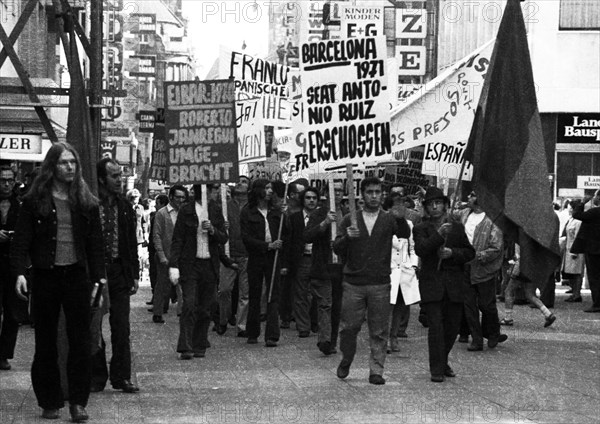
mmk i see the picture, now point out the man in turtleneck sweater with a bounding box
[333,177,410,385]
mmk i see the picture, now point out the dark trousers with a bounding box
[586,254,600,309]
[390,289,410,337]
[464,278,500,345]
[539,271,556,308]
[0,261,19,360]
[177,259,217,353]
[293,256,313,333]
[328,264,343,349]
[91,262,132,387]
[421,297,462,377]
[311,278,331,344]
[279,274,294,323]
[247,252,280,342]
[31,265,91,409]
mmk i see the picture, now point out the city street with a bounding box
[1,282,599,424]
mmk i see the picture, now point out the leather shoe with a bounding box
[69,404,89,422]
[247,337,258,344]
[430,375,445,383]
[337,359,351,379]
[444,365,456,378]
[317,341,332,355]
[280,320,290,329]
[180,352,194,360]
[0,358,11,370]
[584,307,600,313]
[193,349,206,358]
[41,408,59,419]
[565,296,582,303]
[237,330,247,338]
[457,335,469,343]
[467,343,483,351]
[216,325,227,335]
[369,374,385,385]
[265,339,278,347]
[298,331,310,338]
[112,379,139,393]
[488,334,508,348]
[544,314,556,328]
[152,315,165,324]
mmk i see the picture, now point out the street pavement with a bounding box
[1,281,599,424]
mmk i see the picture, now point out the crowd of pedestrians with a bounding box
[1,143,599,422]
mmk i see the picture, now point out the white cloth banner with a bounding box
[389,40,494,155]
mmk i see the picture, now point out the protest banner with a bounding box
[149,108,166,182]
[382,147,430,196]
[236,98,266,165]
[422,139,473,181]
[221,48,291,126]
[389,40,494,156]
[164,79,238,184]
[296,2,391,179]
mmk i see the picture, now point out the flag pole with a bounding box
[437,155,469,270]
[328,177,338,264]
[221,184,229,257]
[268,172,291,304]
[346,164,357,228]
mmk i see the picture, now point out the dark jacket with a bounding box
[571,204,600,255]
[288,210,310,275]
[304,206,334,280]
[333,210,410,285]
[0,194,20,262]
[240,204,288,266]
[413,217,475,303]
[169,201,228,278]
[226,197,247,257]
[110,194,140,287]
[10,197,106,285]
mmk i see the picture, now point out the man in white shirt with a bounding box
[168,185,228,360]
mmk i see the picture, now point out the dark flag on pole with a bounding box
[65,17,95,191]
[464,0,560,283]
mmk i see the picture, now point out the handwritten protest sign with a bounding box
[150,108,166,182]
[383,147,430,195]
[221,49,291,127]
[236,98,266,164]
[389,40,494,156]
[295,3,390,179]
[164,79,238,184]
[422,140,473,181]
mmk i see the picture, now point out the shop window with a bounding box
[559,0,600,30]
[556,152,600,192]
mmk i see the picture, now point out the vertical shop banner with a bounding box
[296,3,390,179]
[164,80,238,184]
[150,108,166,182]
[100,140,117,160]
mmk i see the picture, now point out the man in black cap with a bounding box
[413,187,475,383]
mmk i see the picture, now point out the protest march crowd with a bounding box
[1,143,599,422]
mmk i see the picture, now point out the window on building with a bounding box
[139,34,151,44]
[556,152,600,194]
[559,0,600,30]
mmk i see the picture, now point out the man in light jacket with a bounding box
[457,191,506,351]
